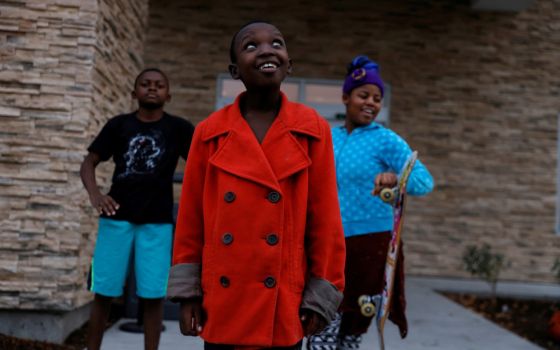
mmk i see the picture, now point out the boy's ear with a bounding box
[229,64,240,80]
[342,93,350,106]
[131,90,137,100]
[287,58,293,75]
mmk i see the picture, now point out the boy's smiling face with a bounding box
[229,23,292,90]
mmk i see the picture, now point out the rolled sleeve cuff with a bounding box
[301,277,343,322]
[166,263,202,302]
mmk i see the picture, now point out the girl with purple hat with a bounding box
[307,56,434,349]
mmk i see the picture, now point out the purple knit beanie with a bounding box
[342,55,384,97]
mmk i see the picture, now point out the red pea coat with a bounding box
[169,93,345,347]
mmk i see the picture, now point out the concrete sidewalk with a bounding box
[101,277,544,349]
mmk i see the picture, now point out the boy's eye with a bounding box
[272,40,283,48]
[244,43,256,50]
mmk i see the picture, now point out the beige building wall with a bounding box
[144,0,560,282]
[0,0,148,317]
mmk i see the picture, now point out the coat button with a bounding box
[267,191,281,203]
[222,232,233,245]
[220,276,230,288]
[224,191,236,203]
[264,276,276,288]
[266,233,279,246]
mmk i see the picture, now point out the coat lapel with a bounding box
[206,93,322,191]
[208,100,281,191]
[262,119,312,182]
[263,93,322,181]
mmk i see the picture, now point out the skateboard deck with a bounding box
[358,151,418,350]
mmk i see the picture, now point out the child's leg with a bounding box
[89,218,135,297]
[334,233,391,350]
[142,297,164,350]
[87,218,135,349]
[134,222,173,350]
[306,312,342,350]
[133,222,173,298]
[337,333,363,350]
[337,311,369,347]
[87,293,112,350]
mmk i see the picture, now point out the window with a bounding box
[215,74,391,126]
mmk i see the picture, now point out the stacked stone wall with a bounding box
[0,0,148,311]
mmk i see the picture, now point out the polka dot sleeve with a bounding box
[379,129,434,196]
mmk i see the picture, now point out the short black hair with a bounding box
[229,20,272,64]
[134,68,169,88]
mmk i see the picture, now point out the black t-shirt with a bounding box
[88,112,194,224]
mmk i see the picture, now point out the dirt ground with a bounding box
[443,293,560,350]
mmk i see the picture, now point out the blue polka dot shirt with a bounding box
[332,122,434,237]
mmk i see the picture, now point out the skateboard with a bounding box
[358,151,418,350]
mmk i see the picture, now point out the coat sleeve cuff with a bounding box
[166,263,202,302]
[300,277,343,322]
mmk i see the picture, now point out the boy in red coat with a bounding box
[167,21,346,349]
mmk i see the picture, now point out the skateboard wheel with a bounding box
[358,294,370,306]
[360,302,376,317]
[380,188,395,203]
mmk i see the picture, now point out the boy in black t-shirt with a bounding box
[80,68,194,350]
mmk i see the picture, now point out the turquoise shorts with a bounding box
[90,218,173,298]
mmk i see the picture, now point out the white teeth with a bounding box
[259,62,278,70]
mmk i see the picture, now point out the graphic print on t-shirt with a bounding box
[117,130,165,179]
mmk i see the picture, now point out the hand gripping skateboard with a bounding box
[358,151,418,350]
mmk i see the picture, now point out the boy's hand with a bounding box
[179,298,204,336]
[372,172,398,195]
[89,193,119,216]
[300,309,327,336]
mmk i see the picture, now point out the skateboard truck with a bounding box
[358,294,382,318]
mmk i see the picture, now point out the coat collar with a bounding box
[203,92,322,191]
[201,92,322,140]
